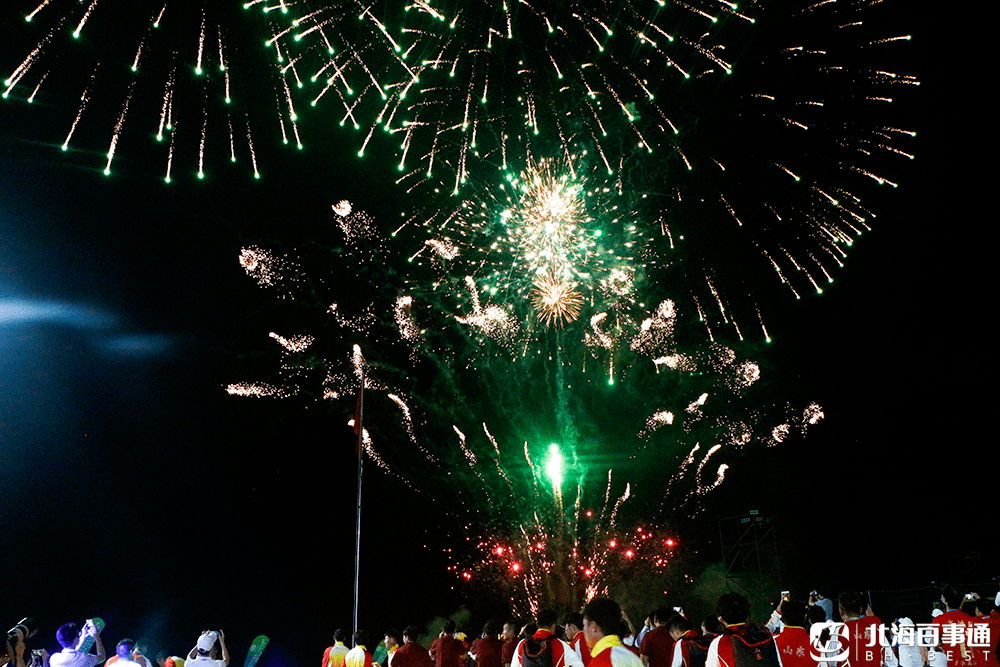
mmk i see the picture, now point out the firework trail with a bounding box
[2,0,300,181]
[2,0,919,336]
[229,199,823,612]
[273,0,918,339]
[454,469,689,617]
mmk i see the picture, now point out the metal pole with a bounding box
[352,363,364,639]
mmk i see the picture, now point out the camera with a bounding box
[4,619,38,660]
[7,619,38,646]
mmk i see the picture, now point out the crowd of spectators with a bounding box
[4,623,229,667]
[6,585,997,667]
[320,585,1000,667]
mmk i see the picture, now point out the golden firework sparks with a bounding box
[530,275,583,327]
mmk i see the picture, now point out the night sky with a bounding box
[0,3,986,667]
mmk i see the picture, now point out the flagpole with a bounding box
[353,357,365,639]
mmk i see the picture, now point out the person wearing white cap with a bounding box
[891,619,921,667]
[186,632,229,667]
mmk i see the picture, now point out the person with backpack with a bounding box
[511,609,583,667]
[705,594,781,667]
[668,616,713,667]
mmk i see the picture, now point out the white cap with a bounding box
[196,633,218,652]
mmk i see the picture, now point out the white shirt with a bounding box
[591,640,642,667]
[51,651,102,667]
[186,656,226,667]
[765,612,784,634]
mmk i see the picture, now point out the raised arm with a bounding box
[218,631,230,665]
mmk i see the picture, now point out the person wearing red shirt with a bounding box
[770,601,810,667]
[511,610,582,667]
[345,632,374,667]
[431,622,467,667]
[970,598,1000,667]
[393,628,433,667]
[582,597,643,667]
[501,623,519,667]
[827,592,882,667]
[324,631,351,667]
[641,609,675,667]
[471,622,504,667]
[934,587,975,667]
[564,614,591,667]
[705,593,780,667]
[667,616,712,667]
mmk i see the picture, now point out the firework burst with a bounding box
[2,0,920,338]
[405,152,646,362]
[273,0,918,339]
[230,199,823,612]
[453,464,690,617]
[530,275,584,327]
